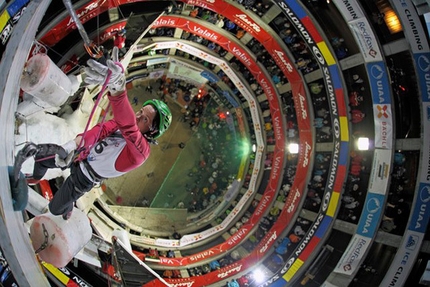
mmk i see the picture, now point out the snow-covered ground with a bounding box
[14,92,95,180]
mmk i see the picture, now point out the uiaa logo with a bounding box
[418,55,430,72]
[370,64,384,80]
[366,197,381,214]
[420,185,430,203]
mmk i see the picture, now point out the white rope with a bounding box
[115,238,172,286]
[120,11,166,68]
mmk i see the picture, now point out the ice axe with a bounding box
[8,143,38,211]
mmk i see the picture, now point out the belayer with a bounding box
[16,47,172,219]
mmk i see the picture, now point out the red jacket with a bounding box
[80,91,150,178]
[114,35,126,49]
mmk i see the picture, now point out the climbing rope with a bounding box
[62,0,103,59]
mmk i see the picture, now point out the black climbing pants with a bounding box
[48,162,94,216]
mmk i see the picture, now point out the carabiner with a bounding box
[85,42,103,59]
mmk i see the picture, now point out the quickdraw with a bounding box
[62,0,103,59]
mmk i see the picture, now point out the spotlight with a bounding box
[288,143,299,154]
[357,137,369,150]
[252,268,266,283]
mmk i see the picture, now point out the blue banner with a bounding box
[356,192,385,236]
[222,90,239,108]
[366,62,391,105]
[6,0,28,16]
[339,141,349,166]
[329,64,342,89]
[287,0,306,19]
[315,216,332,238]
[413,53,430,102]
[200,70,218,83]
[408,183,430,233]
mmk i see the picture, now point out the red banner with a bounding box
[39,0,141,46]
[292,82,311,130]
[182,0,300,83]
[142,16,285,280]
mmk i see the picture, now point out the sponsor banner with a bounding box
[275,0,314,46]
[315,216,333,238]
[379,230,424,287]
[273,278,288,287]
[6,0,28,16]
[0,9,10,32]
[391,0,430,53]
[148,17,285,271]
[420,103,430,185]
[413,53,430,103]
[201,70,218,83]
[285,258,305,281]
[146,57,169,66]
[223,180,241,202]
[368,149,391,194]
[293,82,311,130]
[336,89,347,117]
[332,0,364,22]
[153,16,284,127]
[222,90,239,108]
[318,42,336,65]
[367,62,391,105]
[43,263,91,287]
[94,21,127,45]
[334,235,371,275]
[148,70,165,79]
[171,58,204,72]
[277,0,306,19]
[39,0,120,46]
[60,54,78,74]
[160,262,245,286]
[299,132,313,169]
[409,183,430,233]
[335,164,348,191]
[339,141,349,166]
[349,19,382,62]
[374,104,393,149]
[302,15,323,43]
[327,140,340,191]
[183,0,230,13]
[256,230,278,255]
[356,192,385,236]
[283,213,324,274]
[326,191,340,217]
[0,16,12,45]
[198,0,299,81]
[2,3,25,44]
[426,13,430,39]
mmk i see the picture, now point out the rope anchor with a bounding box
[35,223,52,253]
[62,0,103,59]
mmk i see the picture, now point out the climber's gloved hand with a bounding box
[54,140,77,169]
[55,152,75,169]
[84,47,125,95]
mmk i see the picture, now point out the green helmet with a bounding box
[143,99,172,139]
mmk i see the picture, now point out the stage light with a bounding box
[252,268,266,283]
[357,137,369,150]
[288,143,299,154]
